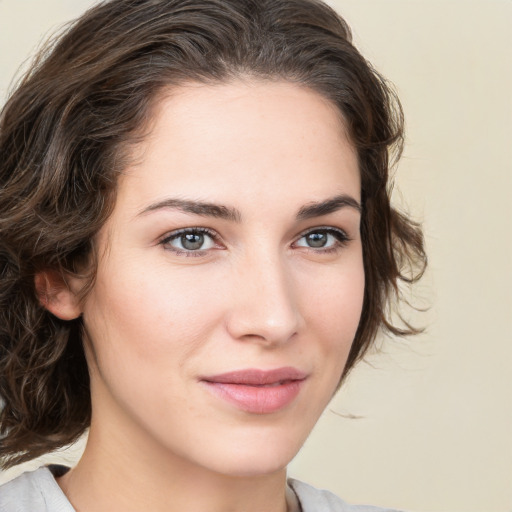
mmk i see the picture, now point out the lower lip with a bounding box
[202,380,304,414]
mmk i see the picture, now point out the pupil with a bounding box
[181,233,204,250]
[307,232,327,248]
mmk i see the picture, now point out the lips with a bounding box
[201,367,307,414]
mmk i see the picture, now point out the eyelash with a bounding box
[159,227,220,257]
[159,226,351,257]
[295,226,351,254]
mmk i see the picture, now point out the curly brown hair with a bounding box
[0,0,426,468]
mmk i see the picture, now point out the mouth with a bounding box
[200,367,307,414]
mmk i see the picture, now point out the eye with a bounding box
[294,227,350,251]
[160,228,219,254]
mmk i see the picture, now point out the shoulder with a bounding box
[288,478,403,512]
[0,467,75,512]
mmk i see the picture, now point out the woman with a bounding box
[0,0,425,510]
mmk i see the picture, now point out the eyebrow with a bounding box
[296,194,362,220]
[138,198,242,222]
[138,193,361,222]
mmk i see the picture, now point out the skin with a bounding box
[47,80,365,512]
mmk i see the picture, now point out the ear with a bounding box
[35,270,82,320]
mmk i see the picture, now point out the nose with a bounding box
[225,251,303,346]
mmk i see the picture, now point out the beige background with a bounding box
[1,1,511,511]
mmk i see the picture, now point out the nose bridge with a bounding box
[226,244,302,345]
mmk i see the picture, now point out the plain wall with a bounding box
[1,1,511,511]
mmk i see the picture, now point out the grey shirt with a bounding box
[0,467,399,512]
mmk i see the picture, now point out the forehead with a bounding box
[118,80,360,214]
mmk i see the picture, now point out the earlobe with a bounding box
[35,270,82,320]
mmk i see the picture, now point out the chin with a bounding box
[198,428,305,478]
[213,454,291,479]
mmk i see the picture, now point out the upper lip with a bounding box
[201,367,307,386]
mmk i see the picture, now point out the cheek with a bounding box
[300,256,365,335]
[300,254,365,377]
[82,243,364,383]
[82,257,228,370]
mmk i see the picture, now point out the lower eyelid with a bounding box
[170,248,210,258]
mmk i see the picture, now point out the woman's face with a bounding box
[79,80,364,477]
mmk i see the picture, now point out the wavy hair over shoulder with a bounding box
[0,0,426,467]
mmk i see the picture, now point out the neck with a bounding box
[58,407,290,512]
